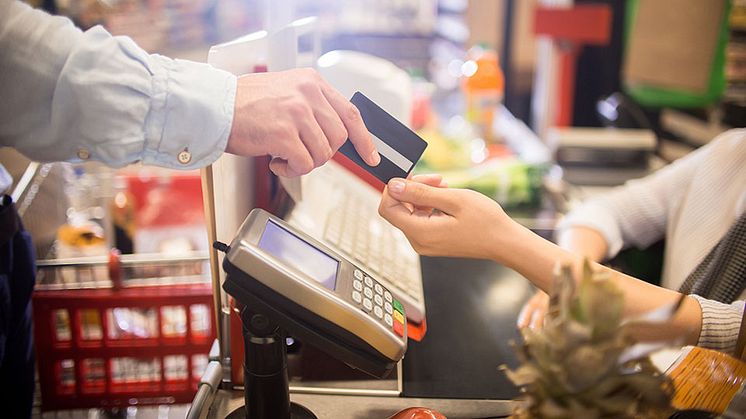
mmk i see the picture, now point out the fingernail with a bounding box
[388,179,405,194]
[370,151,381,166]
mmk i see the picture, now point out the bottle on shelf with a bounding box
[462,44,505,143]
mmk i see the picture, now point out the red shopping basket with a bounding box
[32,284,215,411]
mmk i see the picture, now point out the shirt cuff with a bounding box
[555,202,625,259]
[142,55,236,170]
[690,295,745,355]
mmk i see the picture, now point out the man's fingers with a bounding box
[311,93,350,153]
[298,82,348,155]
[270,136,315,177]
[297,117,333,168]
[269,158,295,177]
[319,82,380,166]
[386,178,458,214]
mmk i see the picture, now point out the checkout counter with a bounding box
[193,236,536,419]
[197,256,533,419]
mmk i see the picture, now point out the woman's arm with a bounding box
[518,226,608,328]
[556,226,609,263]
[503,218,702,344]
[379,178,703,345]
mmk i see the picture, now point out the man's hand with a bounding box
[226,68,380,177]
[378,177,519,260]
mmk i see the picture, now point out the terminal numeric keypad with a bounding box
[352,268,405,337]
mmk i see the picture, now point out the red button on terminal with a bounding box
[393,320,404,337]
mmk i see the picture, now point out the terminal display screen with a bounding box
[258,220,338,290]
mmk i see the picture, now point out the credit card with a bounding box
[338,92,428,184]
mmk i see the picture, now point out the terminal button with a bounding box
[354,269,363,280]
[353,280,363,291]
[364,275,373,288]
[384,291,392,303]
[393,299,404,314]
[374,294,383,307]
[384,313,393,327]
[374,306,383,319]
[363,287,373,299]
[393,310,404,325]
[352,291,362,304]
[384,302,393,314]
[393,320,404,337]
[374,283,383,295]
[363,298,373,311]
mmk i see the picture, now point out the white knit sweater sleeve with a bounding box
[690,295,745,355]
[557,142,713,260]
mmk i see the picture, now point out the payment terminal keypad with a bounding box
[352,268,405,337]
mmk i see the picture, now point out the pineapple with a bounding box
[503,261,678,419]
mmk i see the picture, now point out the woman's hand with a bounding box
[378,177,519,260]
[402,173,448,213]
[517,290,549,329]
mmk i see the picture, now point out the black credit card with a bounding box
[338,92,428,184]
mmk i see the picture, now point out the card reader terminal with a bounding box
[222,208,407,378]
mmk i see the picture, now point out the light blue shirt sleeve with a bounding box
[0,0,236,170]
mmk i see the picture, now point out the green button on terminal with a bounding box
[393,299,404,315]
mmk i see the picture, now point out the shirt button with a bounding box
[77,148,90,160]
[177,148,192,165]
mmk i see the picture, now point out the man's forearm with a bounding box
[0,0,81,149]
[0,0,235,169]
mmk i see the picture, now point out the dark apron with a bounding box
[678,212,746,304]
[0,195,36,418]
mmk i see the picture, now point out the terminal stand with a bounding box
[225,307,316,419]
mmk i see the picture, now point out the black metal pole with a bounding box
[242,307,291,419]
